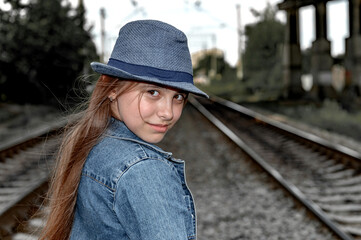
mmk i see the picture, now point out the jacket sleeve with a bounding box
[113,159,192,240]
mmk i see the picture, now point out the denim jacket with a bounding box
[70,118,196,239]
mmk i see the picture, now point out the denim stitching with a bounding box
[104,134,173,158]
[82,173,115,191]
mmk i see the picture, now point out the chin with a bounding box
[144,134,166,144]
[148,138,164,144]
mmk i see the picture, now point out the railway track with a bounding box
[0,120,65,240]
[1,96,360,239]
[191,96,361,240]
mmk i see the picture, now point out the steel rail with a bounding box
[0,180,49,234]
[0,117,68,238]
[0,118,68,161]
[189,96,354,240]
[210,95,361,161]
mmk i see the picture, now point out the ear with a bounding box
[108,89,117,102]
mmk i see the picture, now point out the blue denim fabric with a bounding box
[70,118,196,239]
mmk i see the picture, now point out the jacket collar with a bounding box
[105,117,173,159]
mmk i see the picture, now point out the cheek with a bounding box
[138,100,157,118]
[173,104,184,121]
[116,97,140,121]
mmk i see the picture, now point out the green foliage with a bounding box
[193,52,248,101]
[0,0,98,107]
[193,53,229,80]
[198,79,249,103]
[243,3,285,100]
[196,3,286,102]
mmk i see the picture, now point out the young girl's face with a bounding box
[111,82,187,143]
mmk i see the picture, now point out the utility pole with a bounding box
[236,4,243,80]
[210,34,217,79]
[100,8,106,63]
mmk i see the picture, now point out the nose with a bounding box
[157,98,173,121]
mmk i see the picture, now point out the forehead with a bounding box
[137,82,188,94]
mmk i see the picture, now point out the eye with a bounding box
[174,94,186,102]
[147,90,160,97]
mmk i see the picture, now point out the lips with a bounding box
[148,123,169,133]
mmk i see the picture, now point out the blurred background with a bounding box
[0,0,360,145]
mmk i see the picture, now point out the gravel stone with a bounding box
[159,105,338,240]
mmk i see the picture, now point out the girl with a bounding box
[40,20,208,240]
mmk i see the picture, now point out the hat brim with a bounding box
[91,62,209,98]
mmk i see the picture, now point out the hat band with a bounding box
[108,58,193,84]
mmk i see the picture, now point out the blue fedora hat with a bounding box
[91,19,208,98]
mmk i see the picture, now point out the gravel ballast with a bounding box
[159,105,338,240]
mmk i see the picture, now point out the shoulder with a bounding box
[82,135,172,190]
[115,159,184,205]
[121,158,180,183]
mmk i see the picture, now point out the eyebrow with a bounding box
[141,83,188,94]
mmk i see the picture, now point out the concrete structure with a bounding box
[278,0,361,99]
[345,0,361,96]
[280,5,303,98]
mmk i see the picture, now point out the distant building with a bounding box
[191,48,224,69]
[191,48,225,85]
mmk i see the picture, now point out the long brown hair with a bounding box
[39,75,137,240]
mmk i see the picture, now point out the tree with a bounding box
[0,0,98,106]
[243,3,285,100]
